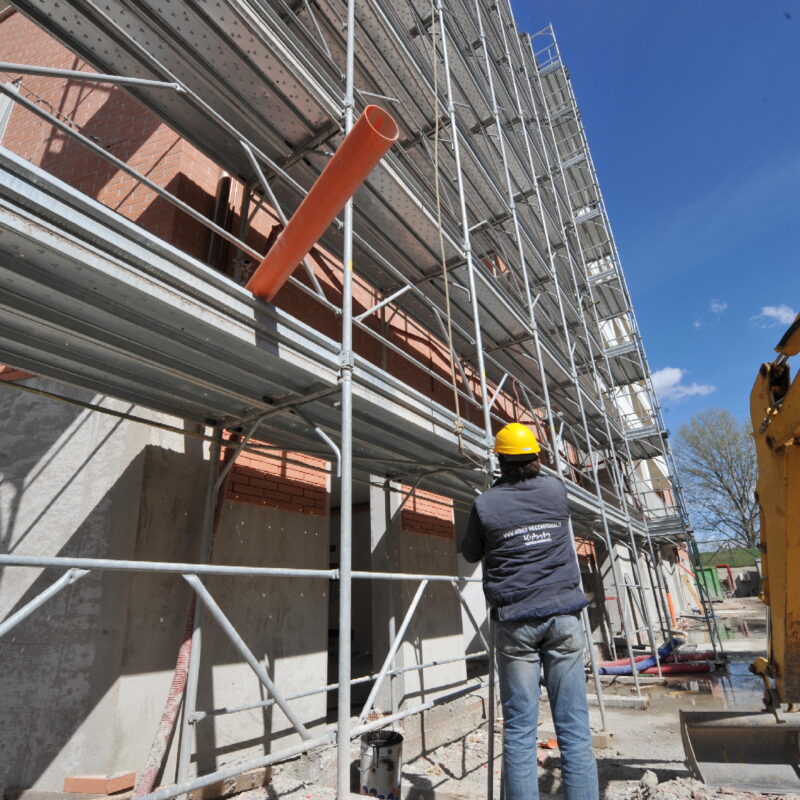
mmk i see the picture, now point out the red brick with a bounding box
[238,485,265,497]
[250,477,279,491]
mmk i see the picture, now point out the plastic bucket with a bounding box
[359,730,403,800]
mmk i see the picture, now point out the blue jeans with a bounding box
[496,613,598,800]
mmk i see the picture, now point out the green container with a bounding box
[697,566,724,601]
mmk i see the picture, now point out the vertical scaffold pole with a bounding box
[435,5,497,795]
[487,616,496,800]
[436,0,493,450]
[511,26,647,692]
[337,0,356,794]
[487,0,608,720]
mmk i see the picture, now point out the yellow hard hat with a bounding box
[494,422,541,455]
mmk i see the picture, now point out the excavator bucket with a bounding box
[680,710,800,793]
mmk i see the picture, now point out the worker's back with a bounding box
[462,474,586,622]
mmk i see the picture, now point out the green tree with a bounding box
[675,409,759,549]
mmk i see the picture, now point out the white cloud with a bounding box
[692,320,702,329]
[751,304,797,327]
[651,367,716,402]
[710,299,728,315]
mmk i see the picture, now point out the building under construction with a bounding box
[0,0,711,797]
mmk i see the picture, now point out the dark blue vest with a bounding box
[462,474,587,622]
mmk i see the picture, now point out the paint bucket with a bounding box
[359,730,403,800]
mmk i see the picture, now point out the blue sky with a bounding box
[510,0,800,435]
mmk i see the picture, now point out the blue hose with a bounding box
[598,639,678,675]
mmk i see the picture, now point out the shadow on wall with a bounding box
[17,75,220,265]
[36,75,163,208]
[0,391,101,561]
[0,435,330,790]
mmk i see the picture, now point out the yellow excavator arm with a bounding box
[750,312,800,706]
[680,314,800,793]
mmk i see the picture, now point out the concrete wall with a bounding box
[579,548,611,662]
[596,540,622,642]
[0,379,153,790]
[0,378,330,790]
[394,528,467,703]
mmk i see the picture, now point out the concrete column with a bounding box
[368,477,403,713]
[636,549,663,637]
[351,508,373,668]
[596,538,623,639]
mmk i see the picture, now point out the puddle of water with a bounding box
[683,615,767,645]
[617,603,770,712]
[712,616,767,640]
[646,656,765,712]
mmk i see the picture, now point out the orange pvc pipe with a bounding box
[246,105,400,302]
[666,591,678,628]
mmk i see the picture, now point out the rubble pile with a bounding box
[605,772,800,800]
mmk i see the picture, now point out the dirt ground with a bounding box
[259,598,797,800]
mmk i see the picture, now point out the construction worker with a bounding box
[461,422,598,800]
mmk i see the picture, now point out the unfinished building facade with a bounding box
[0,0,707,796]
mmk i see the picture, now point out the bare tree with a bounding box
[675,409,759,549]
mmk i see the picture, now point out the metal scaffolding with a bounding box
[0,0,714,797]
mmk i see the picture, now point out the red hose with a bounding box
[599,649,717,669]
[664,651,717,662]
[133,436,240,795]
[641,661,715,675]
[133,602,195,796]
[597,653,652,668]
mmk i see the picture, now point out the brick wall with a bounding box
[223,436,328,516]
[401,486,454,540]
[0,364,34,382]
[575,538,596,561]
[0,11,218,262]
